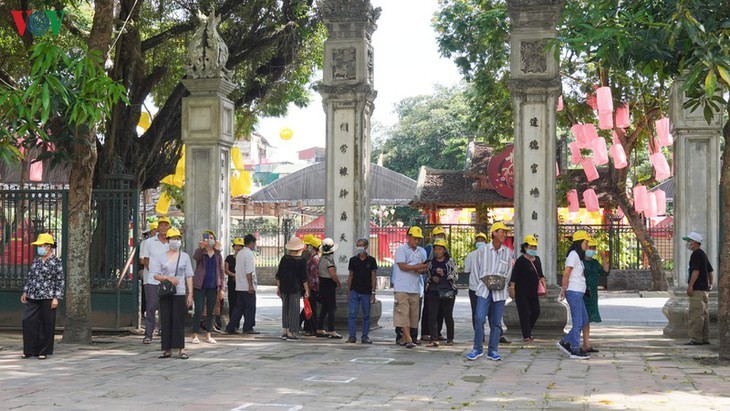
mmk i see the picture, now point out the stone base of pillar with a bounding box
[662,288,718,338]
[329,285,382,332]
[503,287,567,333]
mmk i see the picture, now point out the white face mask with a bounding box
[355,246,366,254]
[169,239,182,250]
[207,239,216,247]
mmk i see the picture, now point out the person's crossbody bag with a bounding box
[158,252,181,298]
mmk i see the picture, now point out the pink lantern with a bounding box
[615,103,630,128]
[655,117,672,147]
[650,152,671,181]
[586,93,598,110]
[645,192,658,217]
[567,189,579,213]
[655,189,667,215]
[29,161,43,182]
[557,95,564,112]
[609,143,628,169]
[633,185,648,212]
[583,189,600,212]
[598,110,614,130]
[611,130,621,145]
[568,141,582,165]
[582,158,599,182]
[591,137,609,165]
[583,124,599,142]
[596,86,613,113]
[570,124,588,148]
[556,161,560,177]
[647,137,659,154]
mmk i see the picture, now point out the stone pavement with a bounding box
[1,289,729,410]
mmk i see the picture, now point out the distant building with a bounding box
[297,147,325,164]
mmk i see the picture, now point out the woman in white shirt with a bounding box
[556,230,591,360]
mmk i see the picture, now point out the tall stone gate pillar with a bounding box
[504,0,567,330]
[181,12,233,255]
[317,0,381,327]
[662,81,722,337]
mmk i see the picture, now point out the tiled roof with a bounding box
[411,167,512,208]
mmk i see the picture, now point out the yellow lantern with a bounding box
[231,147,244,171]
[138,112,151,131]
[155,192,172,215]
[279,127,294,141]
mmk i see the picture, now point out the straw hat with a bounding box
[285,236,305,250]
[321,238,338,254]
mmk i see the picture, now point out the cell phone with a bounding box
[203,233,209,240]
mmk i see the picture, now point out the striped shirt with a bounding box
[474,242,513,301]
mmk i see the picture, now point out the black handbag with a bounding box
[438,287,455,300]
[158,252,181,298]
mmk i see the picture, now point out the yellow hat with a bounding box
[166,228,182,238]
[490,221,509,233]
[432,226,445,236]
[475,232,488,241]
[149,221,158,231]
[524,235,538,247]
[587,238,598,247]
[433,239,448,249]
[407,226,424,238]
[310,236,322,248]
[232,237,245,246]
[31,233,55,245]
[572,230,591,242]
[157,217,171,225]
[302,234,315,246]
[204,229,216,239]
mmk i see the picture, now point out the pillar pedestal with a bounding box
[504,286,568,333]
[663,288,718,338]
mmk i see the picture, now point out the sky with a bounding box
[256,0,462,162]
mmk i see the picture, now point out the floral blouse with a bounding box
[23,255,65,300]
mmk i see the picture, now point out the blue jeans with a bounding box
[348,290,371,339]
[563,290,588,351]
[473,292,505,354]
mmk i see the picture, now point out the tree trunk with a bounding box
[62,0,114,345]
[718,102,730,360]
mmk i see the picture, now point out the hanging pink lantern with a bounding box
[29,161,43,181]
[655,189,667,215]
[633,185,648,212]
[568,141,582,165]
[556,161,560,177]
[586,93,598,110]
[615,103,630,128]
[647,137,659,154]
[567,189,579,213]
[583,189,600,212]
[598,110,614,130]
[557,95,564,112]
[609,143,628,169]
[650,152,671,181]
[591,137,609,165]
[570,124,588,148]
[645,192,658,217]
[582,158,599,182]
[655,117,672,147]
[596,86,613,113]
[611,130,621,145]
[583,124,599,142]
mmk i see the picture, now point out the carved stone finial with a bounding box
[319,0,381,24]
[185,11,230,80]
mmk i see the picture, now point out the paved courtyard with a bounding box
[1,289,729,410]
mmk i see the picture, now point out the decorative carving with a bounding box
[508,78,562,93]
[367,46,374,83]
[185,11,230,80]
[319,0,381,24]
[507,0,564,8]
[315,83,377,101]
[332,47,357,81]
[530,187,540,197]
[520,40,548,74]
[339,189,349,198]
[529,140,539,150]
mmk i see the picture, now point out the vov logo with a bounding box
[10,10,66,36]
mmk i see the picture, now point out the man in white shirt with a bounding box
[226,234,259,334]
[463,232,488,332]
[139,217,171,343]
[466,222,512,361]
[391,226,428,348]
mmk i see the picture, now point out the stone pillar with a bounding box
[662,81,722,337]
[503,0,567,331]
[181,12,234,257]
[317,0,381,328]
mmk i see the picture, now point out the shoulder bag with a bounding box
[528,259,547,297]
[483,274,505,291]
[158,252,182,298]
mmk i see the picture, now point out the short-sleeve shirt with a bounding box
[149,251,194,295]
[392,244,427,293]
[276,254,307,294]
[319,253,336,279]
[565,250,586,293]
[348,254,378,294]
[463,249,480,291]
[235,247,257,291]
[225,254,236,275]
[688,248,713,291]
[140,236,169,285]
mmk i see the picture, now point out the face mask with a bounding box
[169,239,182,250]
[686,242,693,251]
[475,242,486,249]
[37,246,48,256]
[207,239,216,247]
[355,246,366,254]
[526,249,538,257]
[586,250,596,258]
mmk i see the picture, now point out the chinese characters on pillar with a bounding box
[531,163,538,174]
[340,233,347,242]
[529,140,539,150]
[532,211,538,220]
[339,189,348,198]
[340,211,347,221]
[529,187,540,197]
[530,117,538,127]
[340,144,348,154]
[339,255,348,264]
[339,167,348,176]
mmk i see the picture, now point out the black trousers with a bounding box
[300,290,319,334]
[317,278,337,331]
[426,294,454,342]
[422,293,444,339]
[23,299,56,356]
[159,295,186,350]
[227,277,237,321]
[515,295,541,339]
[395,296,422,342]
[227,291,257,332]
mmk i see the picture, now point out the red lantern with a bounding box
[29,161,43,181]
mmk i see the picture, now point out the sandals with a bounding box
[179,353,189,360]
[191,336,200,344]
[21,354,33,359]
[426,342,439,348]
[204,337,217,344]
[315,332,329,338]
[37,355,47,360]
[327,333,342,339]
[158,352,172,359]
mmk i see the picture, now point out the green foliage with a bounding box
[372,85,476,180]
[0,41,127,165]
